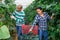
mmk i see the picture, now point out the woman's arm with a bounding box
[29,15,39,32]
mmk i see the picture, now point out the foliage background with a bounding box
[0,0,16,40]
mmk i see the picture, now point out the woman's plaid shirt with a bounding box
[32,12,51,30]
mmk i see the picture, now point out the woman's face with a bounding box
[36,9,42,14]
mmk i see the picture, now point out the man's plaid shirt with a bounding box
[32,12,51,30]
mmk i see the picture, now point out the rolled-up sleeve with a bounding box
[47,13,51,21]
[12,12,16,17]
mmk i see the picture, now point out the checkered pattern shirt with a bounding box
[12,11,25,26]
[32,12,51,30]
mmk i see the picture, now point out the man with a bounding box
[11,5,25,40]
[29,7,54,40]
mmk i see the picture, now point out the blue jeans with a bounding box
[16,26,24,40]
[38,29,48,40]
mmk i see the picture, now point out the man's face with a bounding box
[36,9,42,14]
[16,6,22,12]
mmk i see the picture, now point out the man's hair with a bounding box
[16,4,23,8]
[36,7,42,10]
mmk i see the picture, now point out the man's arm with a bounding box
[10,11,16,20]
[29,15,39,32]
[22,11,25,24]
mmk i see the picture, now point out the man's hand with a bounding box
[51,13,55,19]
[10,16,16,20]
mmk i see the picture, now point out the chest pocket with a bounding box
[38,16,47,22]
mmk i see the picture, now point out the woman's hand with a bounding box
[29,27,33,32]
[51,13,55,19]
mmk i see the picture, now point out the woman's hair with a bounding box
[36,7,42,10]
